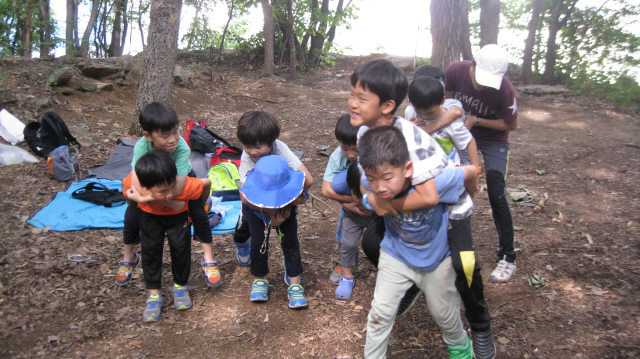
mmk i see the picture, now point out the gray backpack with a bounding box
[47,145,82,181]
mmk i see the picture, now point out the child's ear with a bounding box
[404,161,414,178]
[381,100,396,115]
[142,131,153,142]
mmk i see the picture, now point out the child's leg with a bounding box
[340,212,374,277]
[166,212,192,287]
[279,209,302,283]
[330,208,345,284]
[361,216,386,268]
[233,204,251,244]
[188,198,215,262]
[417,256,468,347]
[364,250,415,358]
[138,210,166,291]
[122,201,140,261]
[448,217,492,332]
[247,210,270,278]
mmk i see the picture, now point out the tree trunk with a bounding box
[21,0,32,57]
[430,0,462,71]
[217,0,235,62]
[38,0,51,58]
[79,0,101,57]
[287,0,296,77]
[261,0,275,77]
[309,0,329,67]
[129,0,182,136]
[120,0,128,53]
[108,0,123,57]
[325,0,349,50]
[479,0,500,46]
[65,0,76,55]
[522,0,543,85]
[138,1,149,49]
[543,0,578,84]
[460,0,472,60]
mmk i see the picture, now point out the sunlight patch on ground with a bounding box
[522,110,553,122]
[564,121,588,129]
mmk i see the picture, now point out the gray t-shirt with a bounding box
[239,139,302,182]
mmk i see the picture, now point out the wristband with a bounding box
[475,116,480,127]
[362,193,373,210]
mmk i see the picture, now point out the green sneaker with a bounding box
[171,284,192,310]
[287,284,308,309]
[448,336,473,359]
[142,294,164,322]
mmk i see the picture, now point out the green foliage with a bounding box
[567,70,640,108]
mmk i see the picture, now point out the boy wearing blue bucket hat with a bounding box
[241,154,311,308]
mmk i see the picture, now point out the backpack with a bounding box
[47,145,82,181]
[209,146,242,167]
[182,119,207,148]
[207,162,240,201]
[23,111,81,157]
[71,182,127,207]
[189,125,232,154]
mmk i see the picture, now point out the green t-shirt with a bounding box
[131,136,192,176]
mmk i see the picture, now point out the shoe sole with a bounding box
[250,297,268,302]
[289,303,308,309]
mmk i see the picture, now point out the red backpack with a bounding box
[182,119,207,149]
[209,146,242,167]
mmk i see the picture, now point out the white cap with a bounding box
[474,44,509,90]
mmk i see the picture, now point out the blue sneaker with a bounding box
[283,259,291,286]
[287,284,308,309]
[235,240,251,265]
[115,251,140,285]
[335,276,355,300]
[142,294,164,322]
[250,279,269,302]
[171,284,192,310]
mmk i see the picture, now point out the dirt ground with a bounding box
[1,54,639,359]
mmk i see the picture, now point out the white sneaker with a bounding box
[489,258,516,283]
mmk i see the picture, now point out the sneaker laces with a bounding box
[204,264,220,279]
[288,285,305,300]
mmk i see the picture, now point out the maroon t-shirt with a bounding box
[444,61,518,145]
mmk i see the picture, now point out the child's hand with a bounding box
[270,206,291,226]
[369,195,397,216]
[292,192,307,206]
[126,186,151,203]
[343,201,373,217]
[408,115,425,127]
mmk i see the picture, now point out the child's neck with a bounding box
[368,113,395,128]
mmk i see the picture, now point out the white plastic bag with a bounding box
[0,109,25,145]
[208,196,233,217]
[0,143,39,165]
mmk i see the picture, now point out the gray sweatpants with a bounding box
[339,209,378,268]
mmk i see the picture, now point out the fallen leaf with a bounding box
[353,331,363,339]
[31,227,43,235]
[498,336,510,344]
[130,340,143,346]
[263,314,269,323]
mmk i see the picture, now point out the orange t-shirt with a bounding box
[122,174,203,215]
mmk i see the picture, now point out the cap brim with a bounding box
[241,169,305,209]
[475,65,503,90]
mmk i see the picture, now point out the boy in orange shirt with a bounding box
[123,151,211,322]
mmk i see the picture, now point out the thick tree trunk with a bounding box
[522,0,543,85]
[108,0,124,57]
[309,0,329,67]
[120,0,128,52]
[79,0,101,57]
[261,0,275,76]
[129,0,182,136]
[65,0,76,56]
[543,0,578,84]
[460,0,472,60]
[479,0,500,46]
[430,0,463,71]
[21,0,32,57]
[287,0,296,77]
[38,0,51,58]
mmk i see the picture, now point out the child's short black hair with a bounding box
[350,59,408,115]
[346,162,363,199]
[335,114,359,146]
[237,110,280,146]
[139,102,179,134]
[413,65,444,81]
[409,77,444,111]
[358,126,409,171]
[135,151,177,189]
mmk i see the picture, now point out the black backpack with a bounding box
[72,182,126,207]
[24,111,81,157]
[189,125,232,154]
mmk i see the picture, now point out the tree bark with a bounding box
[309,0,329,67]
[129,0,183,136]
[543,0,578,84]
[120,0,128,53]
[261,0,275,76]
[79,0,101,57]
[108,0,124,57]
[522,0,543,84]
[430,0,463,71]
[479,0,500,46]
[460,0,472,60]
[65,0,76,55]
[138,1,149,49]
[38,0,51,58]
[21,0,33,57]
[287,0,296,77]
[217,0,235,62]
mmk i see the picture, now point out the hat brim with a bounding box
[241,169,305,209]
[474,65,503,90]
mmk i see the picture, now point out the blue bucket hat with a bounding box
[241,155,305,209]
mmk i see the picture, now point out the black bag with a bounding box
[72,182,126,207]
[24,111,81,157]
[189,125,232,154]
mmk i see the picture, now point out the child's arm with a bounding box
[175,175,187,195]
[461,164,479,198]
[200,178,211,204]
[323,180,372,216]
[389,178,439,211]
[291,164,314,206]
[422,106,463,134]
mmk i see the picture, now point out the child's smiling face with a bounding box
[243,142,272,162]
[364,161,412,201]
[144,126,181,153]
[348,81,394,128]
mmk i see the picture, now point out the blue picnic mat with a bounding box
[28,179,240,234]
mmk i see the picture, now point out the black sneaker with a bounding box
[471,329,496,359]
[396,284,422,316]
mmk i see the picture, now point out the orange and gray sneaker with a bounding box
[330,260,342,285]
[116,251,140,285]
[202,257,222,287]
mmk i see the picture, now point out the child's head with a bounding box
[134,151,177,201]
[408,77,445,122]
[358,126,412,200]
[413,65,444,82]
[237,110,280,162]
[346,161,363,200]
[349,59,408,127]
[335,114,359,163]
[140,102,181,153]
